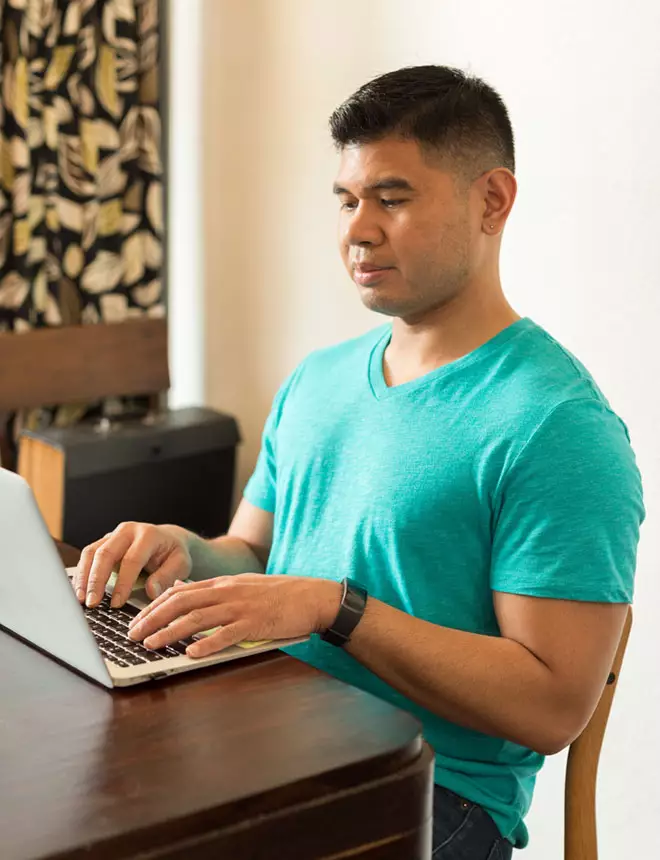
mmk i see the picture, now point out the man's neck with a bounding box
[383,302,521,388]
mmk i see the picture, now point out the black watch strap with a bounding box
[320,578,368,647]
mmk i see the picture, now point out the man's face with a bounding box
[334,137,478,321]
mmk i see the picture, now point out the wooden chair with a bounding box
[564,606,633,859]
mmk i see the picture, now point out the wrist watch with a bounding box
[320,578,368,647]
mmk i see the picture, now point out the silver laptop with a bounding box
[0,468,307,688]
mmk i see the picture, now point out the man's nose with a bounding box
[343,202,384,247]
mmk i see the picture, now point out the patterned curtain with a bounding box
[0,0,163,458]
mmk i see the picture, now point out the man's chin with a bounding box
[358,290,414,318]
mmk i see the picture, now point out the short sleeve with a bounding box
[243,365,302,514]
[490,398,645,603]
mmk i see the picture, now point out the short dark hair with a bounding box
[329,65,515,187]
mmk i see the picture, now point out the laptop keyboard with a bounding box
[83,593,195,668]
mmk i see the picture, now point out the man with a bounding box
[74,66,645,858]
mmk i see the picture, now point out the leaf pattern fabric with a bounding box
[0,0,163,453]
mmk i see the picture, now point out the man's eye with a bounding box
[340,200,358,211]
[381,199,405,208]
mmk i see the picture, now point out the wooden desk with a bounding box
[0,543,433,859]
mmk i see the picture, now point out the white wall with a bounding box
[170,1,660,856]
[167,0,205,408]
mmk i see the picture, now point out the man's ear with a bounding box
[480,168,517,234]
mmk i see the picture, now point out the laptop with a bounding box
[0,468,308,688]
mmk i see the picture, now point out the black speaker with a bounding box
[19,407,240,549]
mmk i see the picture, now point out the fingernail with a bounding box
[76,589,85,602]
[150,582,162,599]
[86,592,96,607]
[110,593,122,608]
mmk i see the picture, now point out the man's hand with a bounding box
[127,574,343,658]
[74,522,193,608]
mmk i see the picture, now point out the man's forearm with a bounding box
[340,596,578,756]
[168,527,266,580]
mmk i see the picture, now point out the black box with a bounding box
[19,407,240,550]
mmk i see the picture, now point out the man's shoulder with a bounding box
[489,322,639,475]
[497,320,616,423]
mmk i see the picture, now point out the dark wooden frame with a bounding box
[0,317,169,411]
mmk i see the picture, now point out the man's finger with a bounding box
[73,536,109,600]
[129,588,232,642]
[128,580,193,627]
[85,530,133,607]
[141,605,233,650]
[128,582,200,627]
[110,533,161,608]
[187,622,250,659]
[129,576,222,626]
[143,552,194,602]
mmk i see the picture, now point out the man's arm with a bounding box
[335,399,635,756]
[183,498,273,580]
[336,590,627,756]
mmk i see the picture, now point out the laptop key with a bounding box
[110,607,136,619]
[120,652,148,665]
[101,644,123,658]
[126,642,165,660]
[167,640,191,655]
[91,622,111,636]
[124,641,151,655]
[100,608,127,620]
[107,644,127,656]
[164,645,184,658]
[101,640,127,656]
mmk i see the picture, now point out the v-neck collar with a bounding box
[368,317,536,400]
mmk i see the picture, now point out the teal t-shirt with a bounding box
[243,317,645,848]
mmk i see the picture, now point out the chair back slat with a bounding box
[565,606,632,860]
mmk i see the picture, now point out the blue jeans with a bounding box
[432,785,514,859]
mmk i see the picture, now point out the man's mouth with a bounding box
[353,263,395,285]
